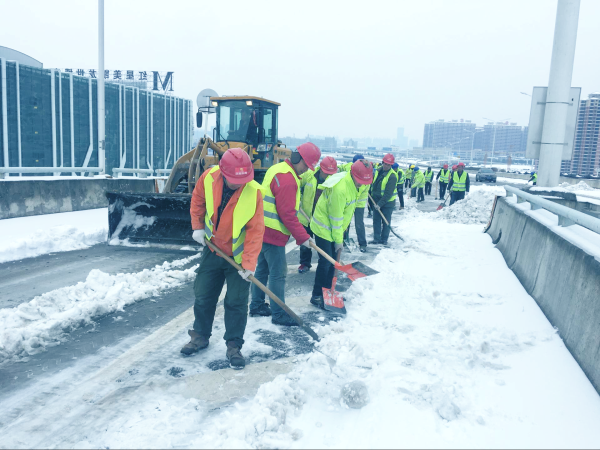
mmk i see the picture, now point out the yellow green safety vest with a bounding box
[373,169,398,203]
[452,171,468,192]
[340,162,369,208]
[299,168,326,227]
[413,170,426,189]
[396,169,406,185]
[405,168,413,181]
[424,170,433,182]
[533,173,538,182]
[261,161,301,235]
[439,169,450,183]
[203,166,261,264]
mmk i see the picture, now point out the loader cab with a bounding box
[211,96,280,152]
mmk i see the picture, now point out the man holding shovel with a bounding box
[369,153,398,246]
[181,148,264,370]
[309,160,374,308]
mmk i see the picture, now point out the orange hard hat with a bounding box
[382,153,395,165]
[296,142,321,171]
[219,148,254,184]
[320,156,338,175]
[351,160,374,185]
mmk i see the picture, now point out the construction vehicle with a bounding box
[107,96,292,246]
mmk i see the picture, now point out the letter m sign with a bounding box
[152,71,174,91]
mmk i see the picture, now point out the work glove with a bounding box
[238,269,254,282]
[301,237,315,249]
[334,242,343,253]
[192,229,206,245]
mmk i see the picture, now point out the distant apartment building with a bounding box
[422,119,477,153]
[561,93,600,176]
[479,122,528,156]
[395,127,409,148]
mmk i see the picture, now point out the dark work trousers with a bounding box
[396,186,405,208]
[450,190,466,205]
[299,225,313,268]
[193,247,250,349]
[439,182,448,200]
[312,235,336,297]
[373,204,394,243]
[354,207,367,247]
[405,179,411,190]
[411,187,417,198]
[250,243,288,319]
[425,182,432,195]
[417,188,425,202]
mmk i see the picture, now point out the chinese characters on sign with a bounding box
[60,69,174,92]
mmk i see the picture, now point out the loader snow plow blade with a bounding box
[106,192,194,247]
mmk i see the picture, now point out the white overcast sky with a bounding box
[2,0,599,143]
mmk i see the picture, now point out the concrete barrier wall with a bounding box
[0,179,156,219]
[487,197,600,394]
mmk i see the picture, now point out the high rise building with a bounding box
[422,119,477,153]
[479,122,528,157]
[395,127,408,148]
[562,93,600,176]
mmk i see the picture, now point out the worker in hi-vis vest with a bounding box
[436,164,450,199]
[298,156,338,274]
[412,166,426,202]
[309,160,374,308]
[341,155,372,252]
[183,148,265,370]
[528,171,538,186]
[249,142,321,326]
[370,153,398,245]
[424,167,434,196]
[448,162,470,205]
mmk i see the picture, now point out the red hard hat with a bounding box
[320,156,338,175]
[382,153,395,165]
[443,164,448,169]
[219,148,254,184]
[452,165,458,170]
[297,142,321,170]
[458,162,465,167]
[351,160,374,185]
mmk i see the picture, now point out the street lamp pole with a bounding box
[98,0,105,174]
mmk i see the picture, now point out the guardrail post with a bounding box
[558,216,575,227]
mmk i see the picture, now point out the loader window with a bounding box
[263,108,274,143]
[216,101,258,146]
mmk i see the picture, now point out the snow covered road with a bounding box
[1,186,600,448]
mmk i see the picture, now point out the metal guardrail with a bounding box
[112,168,154,178]
[505,185,600,234]
[154,169,172,175]
[0,167,102,178]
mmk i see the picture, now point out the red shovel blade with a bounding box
[323,277,346,314]
[437,203,444,211]
[335,262,379,281]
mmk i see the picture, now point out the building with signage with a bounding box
[0,49,192,177]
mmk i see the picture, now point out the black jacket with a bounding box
[370,168,398,208]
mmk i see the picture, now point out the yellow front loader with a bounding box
[107,96,291,246]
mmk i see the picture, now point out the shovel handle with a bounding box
[309,240,340,267]
[204,239,320,342]
[368,193,390,226]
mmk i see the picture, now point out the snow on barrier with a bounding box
[0,178,156,219]
[486,193,600,395]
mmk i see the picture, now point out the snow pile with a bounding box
[0,208,108,263]
[532,180,598,193]
[0,254,200,362]
[433,186,505,224]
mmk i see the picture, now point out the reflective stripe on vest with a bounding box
[452,171,468,192]
[204,166,260,264]
[440,169,450,183]
[261,161,301,235]
[373,169,398,202]
[425,171,433,182]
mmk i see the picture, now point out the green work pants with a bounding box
[193,247,250,348]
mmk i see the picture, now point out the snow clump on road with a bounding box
[433,185,505,224]
[0,254,200,363]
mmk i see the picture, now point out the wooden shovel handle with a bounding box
[368,193,391,226]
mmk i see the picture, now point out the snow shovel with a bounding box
[298,209,379,281]
[204,239,320,342]
[322,248,347,314]
[367,194,405,242]
[437,193,451,211]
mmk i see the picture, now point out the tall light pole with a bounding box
[537,0,580,187]
[98,0,105,174]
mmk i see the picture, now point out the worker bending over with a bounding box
[448,162,470,205]
[310,160,373,308]
[298,156,338,273]
[249,142,321,326]
[370,153,398,245]
[182,148,264,370]
[436,164,450,199]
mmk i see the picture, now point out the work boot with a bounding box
[226,341,245,370]
[249,303,272,317]
[272,314,299,327]
[298,264,311,274]
[310,295,325,309]
[369,240,381,245]
[359,246,367,253]
[180,330,209,355]
[367,212,372,218]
